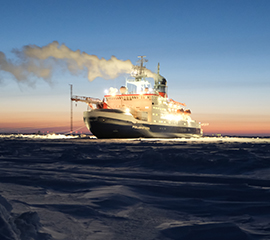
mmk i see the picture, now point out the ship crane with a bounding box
[71,95,108,109]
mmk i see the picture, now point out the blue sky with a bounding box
[0,0,270,134]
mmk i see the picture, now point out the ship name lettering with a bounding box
[132,125,150,130]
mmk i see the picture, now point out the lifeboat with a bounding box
[177,108,185,114]
[169,99,186,107]
[184,109,191,115]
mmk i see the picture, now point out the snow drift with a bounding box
[0,136,269,239]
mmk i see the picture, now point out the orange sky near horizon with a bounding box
[197,113,270,136]
[1,110,269,136]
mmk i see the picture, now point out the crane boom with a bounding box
[71,95,102,105]
[71,95,109,109]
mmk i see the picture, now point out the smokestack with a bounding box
[0,41,157,84]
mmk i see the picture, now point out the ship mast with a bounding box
[138,56,146,76]
[135,55,147,81]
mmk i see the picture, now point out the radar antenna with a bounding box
[137,55,147,76]
[131,56,148,81]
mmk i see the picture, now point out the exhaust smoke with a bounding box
[0,41,157,85]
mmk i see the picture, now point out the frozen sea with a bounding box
[0,134,270,240]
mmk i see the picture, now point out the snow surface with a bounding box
[0,135,270,240]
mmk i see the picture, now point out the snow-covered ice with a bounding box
[0,135,269,239]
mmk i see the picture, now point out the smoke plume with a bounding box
[0,41,157,84]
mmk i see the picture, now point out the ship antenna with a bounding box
[69,84,73,134]
[138,56,146,75]
[136,55,148,79]
[154,63,161,89]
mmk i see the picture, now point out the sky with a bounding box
[0,0,269,136]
